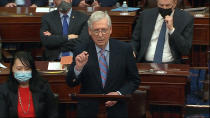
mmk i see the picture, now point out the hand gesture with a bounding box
[165,15,174,31]
[105,92,120,107]
[92,1,100,7]
[75,51,89,71]
[43,31,52,36]
[5,3,16,7]
[78,0,90,7]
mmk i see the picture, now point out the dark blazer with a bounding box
[72,0,121,7]
[66,39,140,118]
[0,0,47,6]
[40,10,89,61]
[0,81,58,118]
[131,7,194,63]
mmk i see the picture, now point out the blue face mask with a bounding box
[14,71,32,82]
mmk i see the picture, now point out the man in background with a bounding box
[131,0,193,64]
[40,0,89,60]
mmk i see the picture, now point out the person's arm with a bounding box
[78,0,90,7]
[130,14,143,58]
[44,83,58,118]
[169,14,194,55]
[0,0,8,6]
[40,15,69,49]
[118,45,141,95]
[66,51,88,87]
[0,85,9,118]
[60,14,89,52]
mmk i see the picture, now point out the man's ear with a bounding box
[88,27,92,35]
[172,0,177,9]
[109,26,112,34]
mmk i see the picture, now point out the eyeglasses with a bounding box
[92,28,109,36]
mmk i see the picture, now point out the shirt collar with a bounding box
[59,8,72,18]
[95,41,110,54]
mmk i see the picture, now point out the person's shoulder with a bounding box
[72,10,89,19]
[110,39,131,49]
[175,8,194,19]
[142,7,158,14]
[42,10,59,19]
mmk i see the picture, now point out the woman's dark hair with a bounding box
[8,51,47,93]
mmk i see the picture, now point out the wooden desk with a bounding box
[0,7,136,42]
[191,15,209,67]
[137,63,190,118]
[0,62,189,104]
[0,62,189,117]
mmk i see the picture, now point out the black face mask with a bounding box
[158,7,172,18]
[57,1,72,13]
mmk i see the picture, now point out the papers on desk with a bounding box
[0,63,7,69]
[111,7,140,12]
[35,7,57,13]
[48,62,63,70]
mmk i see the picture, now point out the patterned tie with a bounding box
[99,49,108,88]
[61,15,69,57]
[153,21,166,63]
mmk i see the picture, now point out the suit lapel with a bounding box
[54,10,63,34]
[10,91,18,117]
[87,40,103,88]
[173,8,180,30]
[142,8,159,52]
[32,92,40,118]
[104,39,120,89]
[68,11,76,34]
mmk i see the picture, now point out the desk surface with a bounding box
[0,61,189,77]
[0,61,190,105]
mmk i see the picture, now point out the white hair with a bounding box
[88,11,112,29]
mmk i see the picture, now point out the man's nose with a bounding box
[98,31,103,37]
[162,6,167,9]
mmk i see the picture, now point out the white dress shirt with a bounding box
[145,12,175,63]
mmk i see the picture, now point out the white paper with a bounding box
[48,62,62,70]
[35,7,57,13]
[0,63,7,68]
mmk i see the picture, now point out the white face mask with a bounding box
[14,71,32,82]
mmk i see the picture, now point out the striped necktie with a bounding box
[154,21,166,63]
[99,49,108,88]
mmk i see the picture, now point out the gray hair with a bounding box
[88,11,112,29]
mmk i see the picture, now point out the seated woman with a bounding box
[0,51,58,118]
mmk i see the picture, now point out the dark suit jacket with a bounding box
[131,8,194,63]
[72,0,121,7]
[0,0,47,6]
[66,39,140,118]
[40,10,89,61]
[0,82,58,118]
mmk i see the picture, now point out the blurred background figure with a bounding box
[0,0,48,7]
